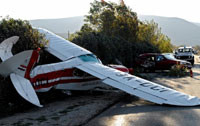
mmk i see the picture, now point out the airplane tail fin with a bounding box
[0,49,42,107]
[23,48,40,79]
[0,49,40,78]
[0,36,19,61]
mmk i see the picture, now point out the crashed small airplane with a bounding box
[0,28,200,107]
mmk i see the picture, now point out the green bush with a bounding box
[0,17,48,54]
[168,65,189,77]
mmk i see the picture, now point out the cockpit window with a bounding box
[79,54,101,63]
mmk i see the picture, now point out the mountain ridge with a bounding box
[30,15,200,46]
[30,16,85,38]
[138,15,200,46]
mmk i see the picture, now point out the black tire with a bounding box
[191,60,194,66]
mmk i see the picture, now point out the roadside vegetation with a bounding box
[0,17,47,54]
[69,0,173,67]
[169,65,189,77]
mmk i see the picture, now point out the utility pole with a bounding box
[67,31,70,39]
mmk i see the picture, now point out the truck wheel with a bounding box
[191,60,194,65]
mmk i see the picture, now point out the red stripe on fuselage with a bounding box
[30,68,99,90]
[25,49,40,79]
[30,68,74,83]
[33,78,98,90]
[20,65,27,68]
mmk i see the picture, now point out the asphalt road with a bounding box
[86,60,200,126]
[85,98,200,126]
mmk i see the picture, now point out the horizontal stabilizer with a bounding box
[0,36,19,61]
[10,73,42,107]
[0,50,33,77]
[77,62,200,106]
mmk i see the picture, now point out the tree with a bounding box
[0,17,48,55]
[84,0,138,42]
[70,0,173,67]
[137,20,173,53]
[72,31,134,67]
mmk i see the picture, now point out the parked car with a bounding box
[135,53,192,71]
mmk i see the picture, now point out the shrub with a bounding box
[168,65,189,77]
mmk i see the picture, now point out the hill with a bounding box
[30,16,84,38]
[139,15,200,46]
[30,15,200,46]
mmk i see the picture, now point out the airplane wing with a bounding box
[76,62,200,106]
[36,28,92,61]
[10,73,42,107]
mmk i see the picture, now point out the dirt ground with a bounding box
[0,92,126,126]
[0,56,200,126]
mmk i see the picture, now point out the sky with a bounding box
[0,0,200,23]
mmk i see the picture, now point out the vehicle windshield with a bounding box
[178,48,192,53]
[78,54,101,63]
[164,54,176,60]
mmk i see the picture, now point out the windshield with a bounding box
[164,54,176,60]
[178,48,192,53]
[78,54,101,63]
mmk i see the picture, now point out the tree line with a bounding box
[69,0,173,67]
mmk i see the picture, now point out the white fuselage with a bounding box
[29,57,109,92]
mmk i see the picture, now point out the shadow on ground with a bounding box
[88,98,200,126]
